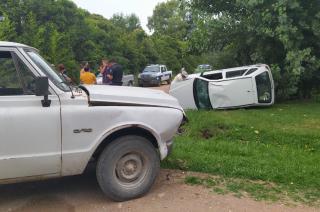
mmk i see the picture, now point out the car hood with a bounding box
[140,72,158,77]
[81,85,183,110]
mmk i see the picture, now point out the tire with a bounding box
[96,135,160,201]
[167,77,172,85]
[128,81,133,87]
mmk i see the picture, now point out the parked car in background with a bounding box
[170,64,274,110]
[138,65,172,87]
[0,41,185,201]
[96,73,134,86]
[195,64,212,73]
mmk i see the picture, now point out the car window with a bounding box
[255,71,272,103]
[193,78,212,109]
[143,66,160,73]
[245,68,258,76]
[25,49,69,92]
[202,73,223,80]
[0,51,35,96]
[161,67,166,72]
[14,53,37,95]
[226,69,247,78]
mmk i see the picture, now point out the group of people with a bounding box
[58,59,188,86]
[57,58,123,86]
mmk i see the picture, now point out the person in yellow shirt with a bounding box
[80,67,97,85]
[80,62,89,76]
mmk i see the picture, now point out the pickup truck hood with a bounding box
[81,85,182,110]
[140,72,159,77]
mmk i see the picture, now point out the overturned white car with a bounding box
[169,64,274,110]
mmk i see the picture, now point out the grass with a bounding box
[163,101,320,205]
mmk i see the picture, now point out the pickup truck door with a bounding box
[161,66,170,81]
[0,48,61,180]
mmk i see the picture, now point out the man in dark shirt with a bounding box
[109,59,123,86]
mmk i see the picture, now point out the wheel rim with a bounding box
[115,153,148,186]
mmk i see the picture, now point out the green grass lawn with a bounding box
[163,101,320,204]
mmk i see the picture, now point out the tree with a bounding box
[111,14,141,32]
[148,0,192,40]
[190,0,320,100]
[0,13,16,41]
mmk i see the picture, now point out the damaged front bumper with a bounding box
[177,113,188,136]
[166,113,188,157]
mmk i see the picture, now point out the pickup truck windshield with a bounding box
[25,49,69,92]
[143,66,160,73]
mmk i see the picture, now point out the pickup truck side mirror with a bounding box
[35,77,51,107]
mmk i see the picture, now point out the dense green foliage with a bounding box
[164,102,320,203]
[0,0,201,82]
[189,0,320,100]
[0,0,319,99]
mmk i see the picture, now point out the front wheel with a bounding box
[128,81,134,87]
[96,135,160,201]
[167,76,172,84]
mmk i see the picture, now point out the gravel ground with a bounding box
[149,84,170,93]
[0,169,317,212]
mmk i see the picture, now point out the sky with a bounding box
[71,0,167,33]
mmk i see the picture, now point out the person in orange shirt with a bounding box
[80,67,97,85]
[80,62,89,76]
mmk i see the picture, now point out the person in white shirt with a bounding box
[173,67,188,83]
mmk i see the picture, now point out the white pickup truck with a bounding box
[0,42,185,201]
[138,64,172,87]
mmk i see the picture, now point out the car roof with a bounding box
[147,64,165,67]
[0,41,30,48]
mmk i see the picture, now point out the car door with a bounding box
[0,48,61,180]
[208,77,255,108]
[159,66,165,81]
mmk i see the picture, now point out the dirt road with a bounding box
[149,84,170,93]
[0,169,317,212]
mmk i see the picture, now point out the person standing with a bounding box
[58,64,72,83]
[100,59,112,85]
[173,67,188,83]
[109,59,123,86]
[80,67,97,85]
[80,62,89,76]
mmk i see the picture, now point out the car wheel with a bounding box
[167,77,172,85]
[128,81,133,87]
[96,135,160,202]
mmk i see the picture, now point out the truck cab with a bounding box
[0,42,184,201]
[138,64,172,87]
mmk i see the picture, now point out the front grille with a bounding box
[142,75,153,80]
